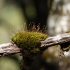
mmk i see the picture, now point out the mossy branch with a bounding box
[0,33,70,56]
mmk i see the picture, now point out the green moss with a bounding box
[11,31,48,54]
[11,24,48,70]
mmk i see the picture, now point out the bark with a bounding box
[40,33,70,48]
[0,42,20,56]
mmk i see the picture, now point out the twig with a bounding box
[40,33,70,48]
[0,33,70,56]
[0,42,20,56]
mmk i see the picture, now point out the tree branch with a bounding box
[40,33,70,48]
[0,42,20,56]
[0,33,70,56]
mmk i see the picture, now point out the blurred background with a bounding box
[0,0,70,70]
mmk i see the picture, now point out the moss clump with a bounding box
[11,31,48,69]
[11,31,47,54]
[11,24,48,70]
